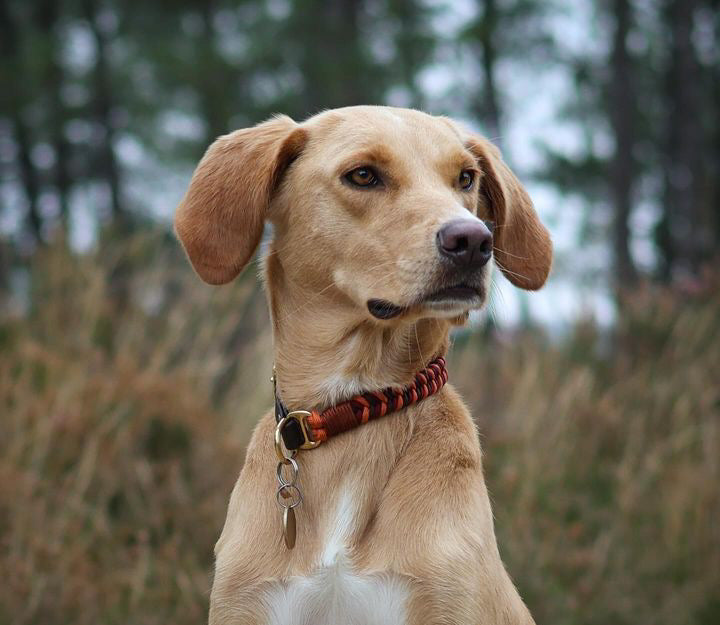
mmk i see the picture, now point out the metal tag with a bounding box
[283,506,296,549]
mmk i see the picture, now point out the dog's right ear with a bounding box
[175,115,307,285]
[465,135,552,290]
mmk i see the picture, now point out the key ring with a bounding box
[276,457,299,487]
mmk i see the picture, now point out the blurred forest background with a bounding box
[1,1,719,624]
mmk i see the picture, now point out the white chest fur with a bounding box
[264,564,409,625]
[264,489,409,625]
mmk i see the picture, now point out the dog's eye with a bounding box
[346,167,380,188]
[459,170,475,190]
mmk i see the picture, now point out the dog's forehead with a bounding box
[302,106,465,163]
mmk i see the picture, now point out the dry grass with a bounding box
[1,234,718,625]
[452,285,720,625]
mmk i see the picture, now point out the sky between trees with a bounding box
[1,0,718,325]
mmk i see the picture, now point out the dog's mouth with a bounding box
[367,283,484,320]
[425,284,480,302]
[367,299,405,320]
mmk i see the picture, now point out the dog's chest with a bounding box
[264,563,409,625]
[264,489,410,625]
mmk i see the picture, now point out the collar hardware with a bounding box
[275,411,321,460]
[271,356,448,549]
[274,356,448,449]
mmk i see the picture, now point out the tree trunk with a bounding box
[387,0,427,108]
[14,118,43,243]
[608,0,638,291]
[659,0,708,281]
[199,0,229,146]
[476,0,502,142]
[0,2,43,245]
[700,0,719,267]
[83,0,126,227]
[714,18,720,254]
[35,0,71,228]
[295,0,367,116]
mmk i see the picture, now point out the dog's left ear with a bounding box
[466,136,552,290]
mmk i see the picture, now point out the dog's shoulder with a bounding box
[406,383,484,467]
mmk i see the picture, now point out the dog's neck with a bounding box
[264,251,451,410]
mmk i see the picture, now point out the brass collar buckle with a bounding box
[275,410,321,459]
[273,366,322,453]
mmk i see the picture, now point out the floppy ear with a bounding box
[466,136,552,290]
[175,115,307,285]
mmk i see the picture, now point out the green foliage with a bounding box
[536,0,720,282]
[2,0,717,288]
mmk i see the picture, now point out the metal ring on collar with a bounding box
[276,457,299,487]
[276,483,303,509]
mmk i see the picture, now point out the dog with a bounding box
[175,106,552,625]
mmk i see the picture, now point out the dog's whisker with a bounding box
[493,258,533,283]
[275,259,406,325]
[275,280,338,324]
[413,323,427,368]
[488,276,508,323]
[493,247,530,261]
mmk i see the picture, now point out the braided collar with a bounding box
[274,356,448,451]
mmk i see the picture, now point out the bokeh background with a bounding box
[1,1,719,624]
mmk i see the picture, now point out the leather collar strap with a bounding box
[275,356,448,450]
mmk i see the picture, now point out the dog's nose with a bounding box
[436,219,493,269]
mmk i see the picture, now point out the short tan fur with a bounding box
[175,106,552,625]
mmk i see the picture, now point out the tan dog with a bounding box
[176,106,552,625]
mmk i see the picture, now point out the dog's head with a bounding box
[175,107,552,322]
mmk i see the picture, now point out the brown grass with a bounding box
[1,233,718,625]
